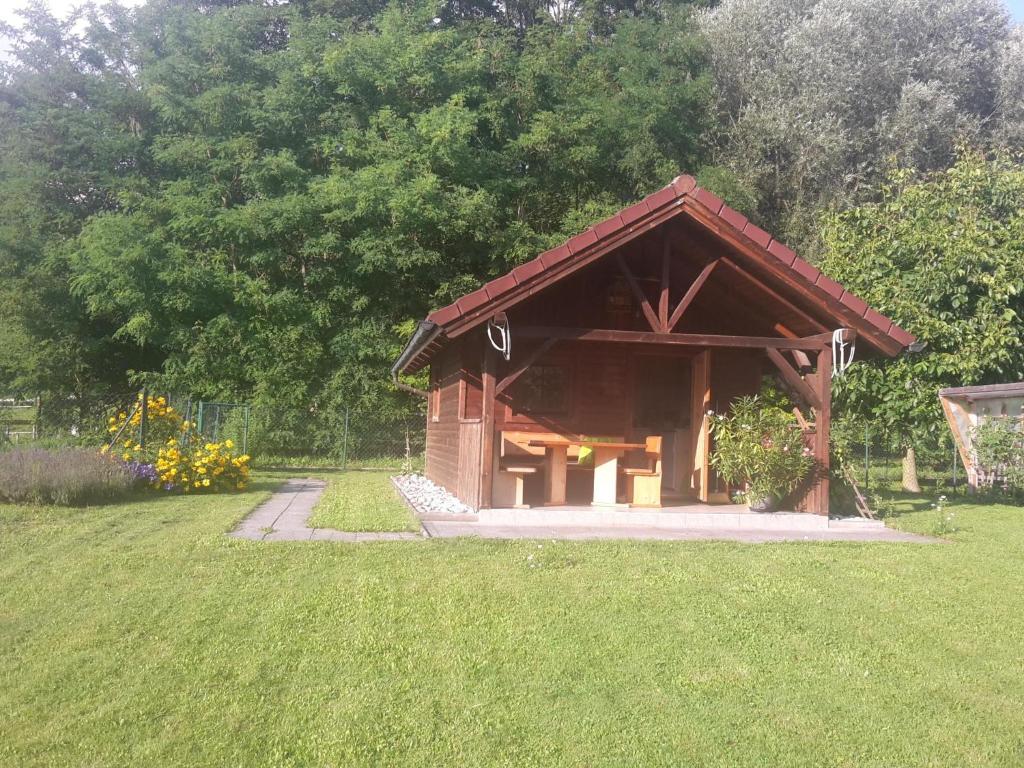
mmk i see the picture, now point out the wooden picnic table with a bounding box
[528,438,646,506]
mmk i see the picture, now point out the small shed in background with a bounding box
[940,382,1024,491]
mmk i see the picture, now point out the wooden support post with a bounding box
[813,346,832,515]
[479,344,496,510]
[616,254,660,333]
[690,350,711,502]
[659,237,671,331]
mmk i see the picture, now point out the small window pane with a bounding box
[512,366,568,414]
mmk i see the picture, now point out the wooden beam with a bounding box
[516,326,835,351]
[765,347,820,410]
[446,203,688,339]
[667,258,719,331]
[719,257,829,334]
[616,253,661,332]
[812,346,832,515]
[495,338,556,396]
[479,345,496,509]
[681,202,904,356]
[789,349,813,373]
[658,237,671,331]
[691,350,711,502]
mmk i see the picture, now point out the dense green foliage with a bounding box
[1,0,711,417]
[709,391,813,505]
[700,0,1024,251]
[821,151,1024,455]
[0,0,1022,442]
[3,475,1024,765]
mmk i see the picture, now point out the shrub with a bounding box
[105,394,251,493]
[0,448,133,506]
[971,417,1024,494]
[154,438,250,493]
[709,394,814,506]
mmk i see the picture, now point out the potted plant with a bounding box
[709,393,813,511]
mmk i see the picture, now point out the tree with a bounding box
[1,0,713,429]
[698,0,1022,254]
[820,150,1024,491]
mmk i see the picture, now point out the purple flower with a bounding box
[119,459,159,485]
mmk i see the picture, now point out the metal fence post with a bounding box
[243,405,249,456]
[196,401,204,437]
[341,407,349,469]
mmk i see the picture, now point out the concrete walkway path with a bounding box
[231,478,933,544]
[229,478,422,542]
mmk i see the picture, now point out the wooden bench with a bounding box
[497,431,585,508]
[622,435,663,507]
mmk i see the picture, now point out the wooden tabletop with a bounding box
[527,439,646,450]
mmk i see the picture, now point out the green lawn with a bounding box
[306,470,420,532]
[1,477,1023,767]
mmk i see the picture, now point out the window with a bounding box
[511,366,569,415]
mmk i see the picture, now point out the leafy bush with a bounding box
[0,448,133,506]
[709,394,814,506]
[971,417,1024,494]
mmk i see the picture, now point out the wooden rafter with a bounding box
[720,257,828,334]
[495,338,557,396]
[616,253,660,332]
[765,346,820,409]
[788,349,813,373]
[658,237,671,331]
[517,326,835,351]
[667,258,719,331]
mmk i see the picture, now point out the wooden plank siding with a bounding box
[424,345,464,498]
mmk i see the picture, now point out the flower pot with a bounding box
[747,496,776,513]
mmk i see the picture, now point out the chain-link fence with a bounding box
[244,404,425,471]
[2,391,426,472]
[165,395,425,471]
[835,424,966,497]
[1,391,141,448]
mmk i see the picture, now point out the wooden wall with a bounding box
[424,345,463,499]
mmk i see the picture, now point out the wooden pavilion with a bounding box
[393,175,915,515]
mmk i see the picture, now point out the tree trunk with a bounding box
[902,446,921,493]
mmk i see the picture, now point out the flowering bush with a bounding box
[155,438,250,493]
[103,394,250,493]
[709,393,814,507]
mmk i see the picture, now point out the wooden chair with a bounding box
[622,435,663,507]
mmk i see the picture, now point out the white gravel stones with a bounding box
[393,473,474,517]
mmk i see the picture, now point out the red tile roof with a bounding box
[402,174,915,372]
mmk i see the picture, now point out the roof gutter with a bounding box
[390,319,442,397]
